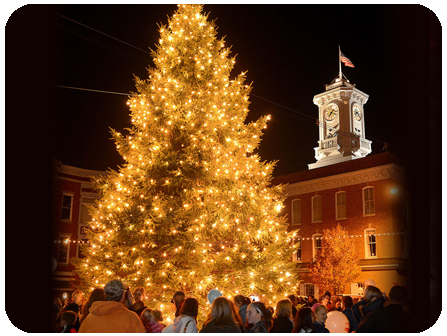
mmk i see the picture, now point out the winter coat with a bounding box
[162,315,198,333]
[78,301,145,333]
[313,322,330,333]
[355,304,411,333]
[269,315,294,333]
[248,320,268,333]
[298,327,314,333]
[199,320,241,333]
[239,304,248,325]
[342,307,358,332]
[145,321,165,333]
[351,296,385,330]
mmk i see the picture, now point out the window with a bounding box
[80,198,95,223]
[312,195,322,222]
[304,284,315,296]
[292,236,302,262]
[336,191,347,219]
[61,194,73,221]
[299,283,319,299]
[313,233,323,259]
[291,199,301,225]
[365,229,377,258]
[57,235,71,264]
[363,187,375,216]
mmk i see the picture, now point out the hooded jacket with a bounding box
[78,301,145,333]
[162,315,198,333]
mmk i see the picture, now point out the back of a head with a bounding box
[275,299,292,318]
[65,303,79,314]
[389,285,408,304]
[207,297,238,328]
[179,297,199,317]
[140,308,153,324]
[342,295,353,309]
[87,288,105,306]
[363,285,382,302]
[287,294,295,303]
[62,310,77,326]
[234,294,245,305]
[243,296,252,306]
[152,309,163,322]
[293,307,315,333]
[104,279,125,302]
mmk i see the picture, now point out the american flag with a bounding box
[340,51,355,67]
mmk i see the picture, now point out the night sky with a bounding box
[46,4,435,176]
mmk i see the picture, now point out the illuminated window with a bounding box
[336,191,347,219]
[312,195,322,222]
[363,187,375,216]
[61,194,73,221]
[304,283,315,296]
[57,235,71,264]
[291,199,301,225]
[313,233,323,259]
[365,229,377,258]
[292,236,302,262]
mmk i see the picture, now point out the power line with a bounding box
[54,85,130,96]
[56,13,151,55]
[54,14,396,149]
[54,84,394,148]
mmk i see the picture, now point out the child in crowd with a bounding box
[141,308,165,333]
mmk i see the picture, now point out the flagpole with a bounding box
[338,45,342,80]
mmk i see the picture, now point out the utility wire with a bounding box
[54,85,130,96]
[56,13,151,55]
[54,14,396,148]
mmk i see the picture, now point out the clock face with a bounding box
[324,104,338,121]
[353,104,362,121]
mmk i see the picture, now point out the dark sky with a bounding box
[44,4,436,176]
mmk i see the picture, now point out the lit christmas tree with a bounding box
[72,4,298,322]
[309,224,361,295]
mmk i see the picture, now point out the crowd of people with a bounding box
[51,279,411,333]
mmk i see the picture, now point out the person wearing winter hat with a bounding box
[171,291,186,318]
[78,279,145,333]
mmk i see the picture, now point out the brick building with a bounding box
[51,160,106,297]
[272,75,409,298]
[273,152,409,298]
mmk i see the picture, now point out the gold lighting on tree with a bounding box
[72,4,298,323]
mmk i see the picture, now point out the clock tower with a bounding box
[308,76,372,169]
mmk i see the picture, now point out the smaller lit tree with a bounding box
[309,224,361,295]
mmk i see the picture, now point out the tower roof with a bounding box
[325,75,355,91]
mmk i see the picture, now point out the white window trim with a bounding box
[291,199,301,226]
[362,186,376,217]
[312,233,323,260]
[292,236,302,262]
[312,195,322,223]
[61,193,74,222]
[57,234,72,265]
[364,228,378,259]
[335,191,347,220]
